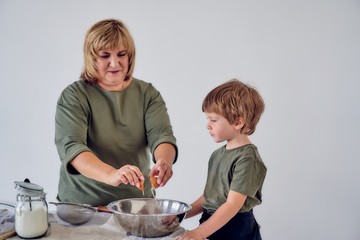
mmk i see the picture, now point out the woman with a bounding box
[55,19,178,206]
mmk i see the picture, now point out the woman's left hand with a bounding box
[150,159,173,187]
[150,143,176,186]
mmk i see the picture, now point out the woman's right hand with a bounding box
[70,152,145,187]
[107,164,145,188]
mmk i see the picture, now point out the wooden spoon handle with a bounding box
[97,205,113,213]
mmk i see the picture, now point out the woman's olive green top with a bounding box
[55,78,177,206]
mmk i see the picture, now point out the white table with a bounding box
[7,212,185,240]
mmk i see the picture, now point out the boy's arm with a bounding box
[180,190,247,240]
[185,195,205,219]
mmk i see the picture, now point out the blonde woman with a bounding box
[55,19,177,206]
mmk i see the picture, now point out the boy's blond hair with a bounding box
[202,79,265,135]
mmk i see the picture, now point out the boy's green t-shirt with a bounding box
[203,144,266,213]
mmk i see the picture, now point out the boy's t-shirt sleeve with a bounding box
[230,156,266,197]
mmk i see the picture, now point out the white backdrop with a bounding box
[1,1,359,239]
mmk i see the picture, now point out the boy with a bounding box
[176,79,266,240]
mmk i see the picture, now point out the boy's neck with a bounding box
[226,134,251,150]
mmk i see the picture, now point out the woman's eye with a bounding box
[99,54,109,59]
[118,50,127,57]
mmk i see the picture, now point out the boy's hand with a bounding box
[175,230,204,240]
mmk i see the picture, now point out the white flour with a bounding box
[15,207,48,238]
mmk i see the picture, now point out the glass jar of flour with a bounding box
[14,180,48,238]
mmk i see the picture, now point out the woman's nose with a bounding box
[109,56,119,67]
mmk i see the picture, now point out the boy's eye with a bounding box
[207,117,217,123]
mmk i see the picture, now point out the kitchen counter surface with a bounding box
[7,212,186,240]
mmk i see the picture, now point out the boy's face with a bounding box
[205,112,238,143]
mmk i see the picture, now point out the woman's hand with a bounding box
[71,152,145,187]
[107,164,144,188]
[150,143,176,186]
[150,159,173,187]
[175,230,204,240]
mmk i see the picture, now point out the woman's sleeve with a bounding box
[144,85,178,163]
[55,86,91,173]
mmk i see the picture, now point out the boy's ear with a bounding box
[234,117,245,130]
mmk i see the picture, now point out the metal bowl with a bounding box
[49,202,96,225]
[107,198,191,238]
[0,202,15,237]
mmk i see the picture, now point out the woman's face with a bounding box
[95,46,129,91]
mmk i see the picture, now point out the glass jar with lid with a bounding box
[14,180,48,238]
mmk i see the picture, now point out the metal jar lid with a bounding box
[14,179,44,196]
[14,181,44,192]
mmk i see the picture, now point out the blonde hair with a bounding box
[80,19,136,84]
[202,79,265,135]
